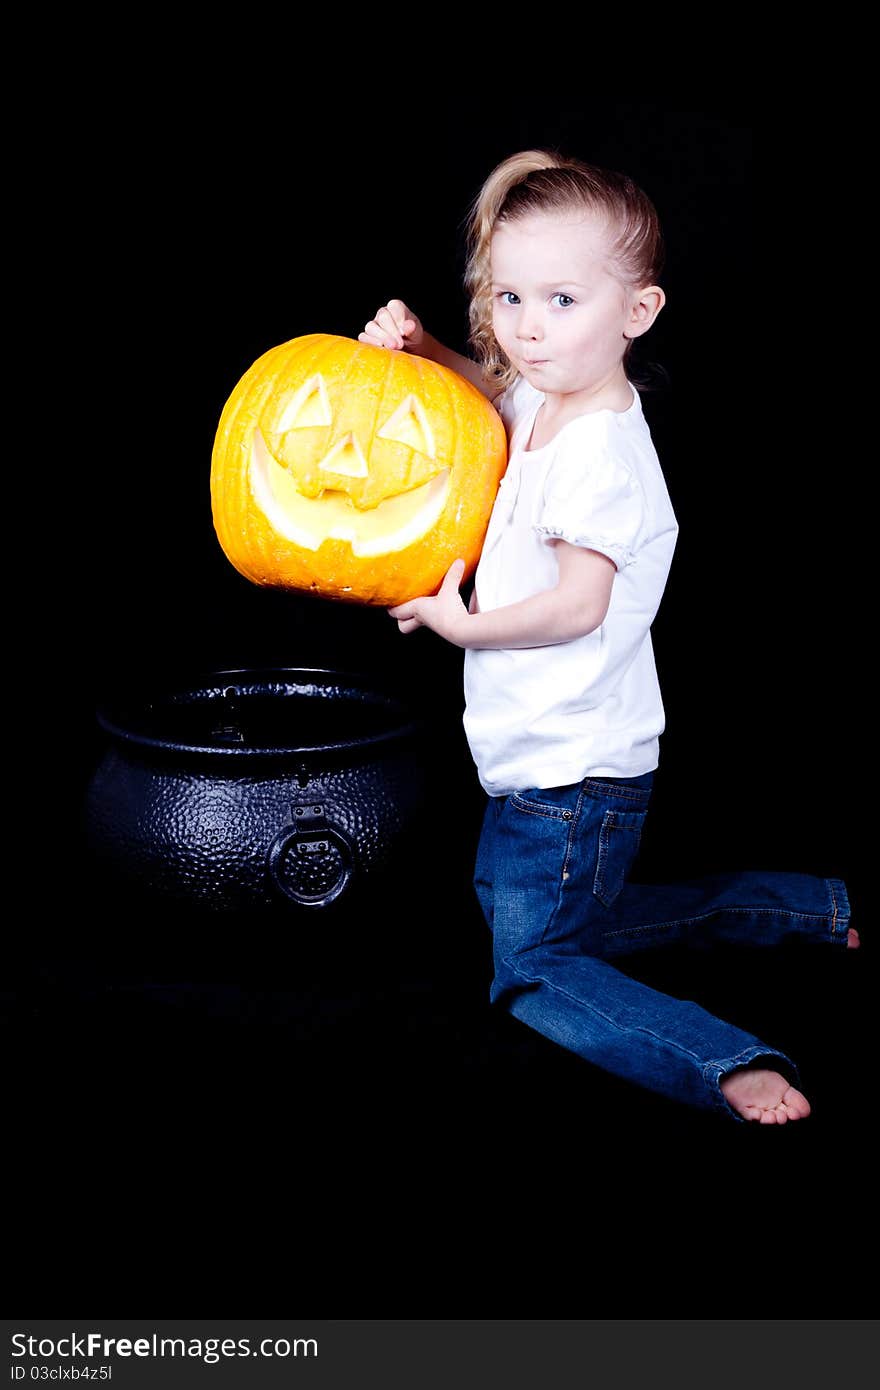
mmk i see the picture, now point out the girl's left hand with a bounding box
[387,559,470,645]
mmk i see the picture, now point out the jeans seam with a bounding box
[565,780,592,880]
[829,878,849,937]
[502,952,711,1067]
[594,811,646,909]
[594,812,614,906]
[510,796,568,821]
[604,905,842,939]
[583,782,651,806]
[540,793,582,943]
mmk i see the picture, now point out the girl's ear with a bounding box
[626,286,666,339]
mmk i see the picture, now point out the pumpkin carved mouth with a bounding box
[249,428,451,558]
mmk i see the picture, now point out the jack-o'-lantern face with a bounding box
[210,334,507,605]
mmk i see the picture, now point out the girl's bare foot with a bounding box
[720,1067,811,1123]
[719,928,858,1120]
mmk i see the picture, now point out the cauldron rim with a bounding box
[94,664,425,761]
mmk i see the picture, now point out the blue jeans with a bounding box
[473,771,851,1121]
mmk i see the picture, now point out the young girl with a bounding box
[358,148,859,1124]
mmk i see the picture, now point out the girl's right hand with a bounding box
[358,299,425,353]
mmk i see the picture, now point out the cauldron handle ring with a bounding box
[267,802,355,908]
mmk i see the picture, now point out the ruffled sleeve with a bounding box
[533,445,645,573]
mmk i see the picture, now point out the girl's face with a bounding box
[490,210,639,402]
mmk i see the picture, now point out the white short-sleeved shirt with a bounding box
[462,373,679,797]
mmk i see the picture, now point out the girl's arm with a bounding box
[389,542,616,649]
[418,332,503,402]
[359,300,502,402]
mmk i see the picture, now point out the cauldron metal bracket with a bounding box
[267,799,356,909]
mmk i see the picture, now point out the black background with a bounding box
[13,97,872,1312]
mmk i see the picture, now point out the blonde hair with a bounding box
[463,147,667,394]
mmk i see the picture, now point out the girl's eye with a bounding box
[494,292,575,308]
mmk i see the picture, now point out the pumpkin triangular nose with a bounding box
[318,433,369,478]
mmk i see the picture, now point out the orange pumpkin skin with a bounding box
[210,334,508,606]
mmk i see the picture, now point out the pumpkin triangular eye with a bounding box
[276,375,333,431]
[376,394,437,460]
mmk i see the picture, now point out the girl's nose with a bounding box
[516,314,543,342]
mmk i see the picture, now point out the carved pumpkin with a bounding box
[210,333,508,605]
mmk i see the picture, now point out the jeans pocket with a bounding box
[593,807,647,907]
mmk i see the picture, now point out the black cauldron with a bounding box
[84,667,429,914]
